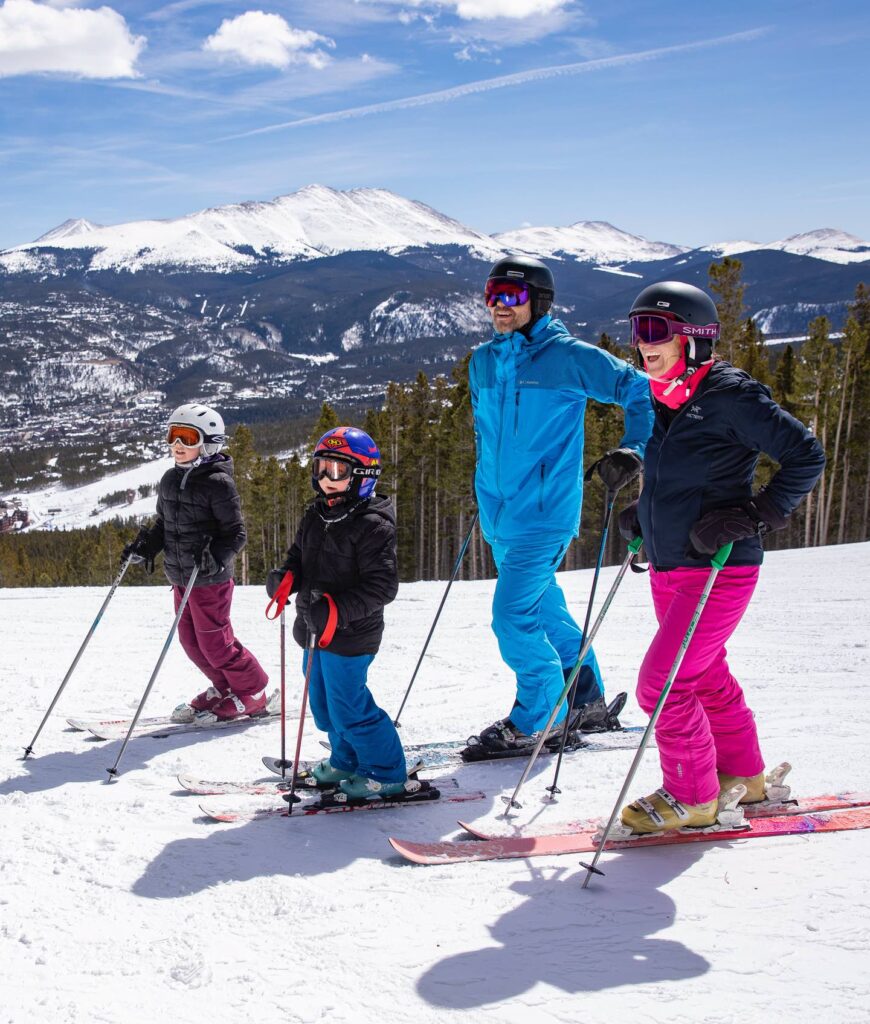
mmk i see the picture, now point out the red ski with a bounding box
[456,791,870,840]
[388,803,870,865]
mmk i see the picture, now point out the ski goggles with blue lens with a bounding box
[485,280,531,308]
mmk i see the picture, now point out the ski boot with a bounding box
[171,686,225,724]
[302,758,356,788]
[195,688,267,726]
[338,775,411,800]
[611,784,749,839]
[620,788,721,834]
[719,762,792,806]
[569,692,627,734]
[472,717,565,752]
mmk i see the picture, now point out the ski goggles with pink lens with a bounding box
[484,280,531,308]
[629,314,720,347]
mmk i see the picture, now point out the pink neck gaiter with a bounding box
[648,351,713,410]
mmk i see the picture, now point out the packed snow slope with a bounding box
[3,542,869,1024]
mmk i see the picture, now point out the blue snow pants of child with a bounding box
[303,647,406,783]
[490,537,603,735]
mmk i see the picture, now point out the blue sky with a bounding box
[1,0,868,250]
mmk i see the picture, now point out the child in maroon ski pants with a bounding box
[123,403,268,724]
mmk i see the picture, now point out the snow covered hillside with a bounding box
[492,220,687,264]
[3,185,502,272]
[3,456,172,531]
[703,228,870,264]
[3,542,869,1024]
[4,184,867,273]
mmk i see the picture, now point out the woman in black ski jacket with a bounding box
[615,282,825,837]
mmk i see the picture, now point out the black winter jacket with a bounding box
[281,494,398,657]
[143,454,246,587]
[638,361,826,569]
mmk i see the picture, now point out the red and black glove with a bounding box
[300,588,338,648]
[264,569,294,619]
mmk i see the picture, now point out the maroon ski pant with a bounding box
[172,579,268,697]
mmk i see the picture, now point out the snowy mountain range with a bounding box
[1,184,868,495]
[3,184,868,273]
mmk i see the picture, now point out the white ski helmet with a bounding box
[167,403,226,456]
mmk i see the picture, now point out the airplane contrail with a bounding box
[223,28,769,141]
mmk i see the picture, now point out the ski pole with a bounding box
[279,608,287,779]
[546,489,617,797]
[106,564,200,779]
[501,536,643,814]
[579,542,733,889]
[264,569,295,772]
[286,632,317,815]
[393,509,479,728]
[22,555,134,759]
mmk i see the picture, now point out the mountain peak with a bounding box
[704,228,870,265]
[492,219,687,264]
[33,218,103,244]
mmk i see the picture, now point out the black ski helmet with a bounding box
[630,281,719,365]
[486,255,555,319]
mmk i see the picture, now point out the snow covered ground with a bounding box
[3,542,869,1024]
[4,456,172,532]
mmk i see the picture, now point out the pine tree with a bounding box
[309,402,340,449]
[773,344,796,413]
[709,257,746,364]
[794,316,837,544]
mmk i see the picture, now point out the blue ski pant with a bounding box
[303,647,406,783]
[490,538,603,734]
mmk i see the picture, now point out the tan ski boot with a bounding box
[620,788,719,835]
[718,762,793,805]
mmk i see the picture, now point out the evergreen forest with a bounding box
[2,262,868,589]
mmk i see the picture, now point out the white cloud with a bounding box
[0,0,145,78]
[203,11,334,69]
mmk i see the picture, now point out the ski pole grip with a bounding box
[711,542,733,570]
[628,536,643,554]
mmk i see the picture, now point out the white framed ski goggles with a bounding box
[166,424,203,447]
[630,314,720,347]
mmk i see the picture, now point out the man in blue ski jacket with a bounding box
[469,255,654,751]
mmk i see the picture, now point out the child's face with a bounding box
[170,439,202,464]
[320,474,351,496]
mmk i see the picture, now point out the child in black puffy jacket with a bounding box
[124,403,268,724]
[266,426,408,800]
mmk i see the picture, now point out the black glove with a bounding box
[688,490,788,556]
[121,528,155,573]
[301,588,328,638]
[266,568,291,599]
[590,448,643,493]
[193,537,223,577]
[618,499,642,542]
